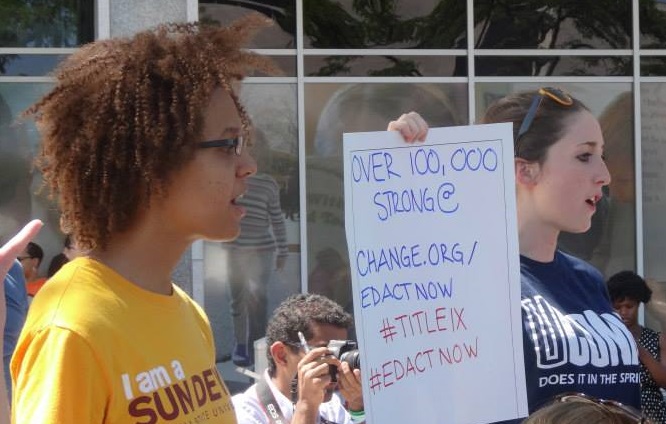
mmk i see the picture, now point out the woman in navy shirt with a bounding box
[391,87,641,417]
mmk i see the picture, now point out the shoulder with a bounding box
[251,173,280,190]
[172,285,211,327]
[643,326,660,339]
[8,260,24,281]
[232,385,267,424]
[556,250,604,282]
[4,260,27,298]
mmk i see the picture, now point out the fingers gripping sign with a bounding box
[387,111,429,143]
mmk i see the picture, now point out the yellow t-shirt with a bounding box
[11,257,236,424]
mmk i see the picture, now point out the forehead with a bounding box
[613,297,639,306]
[556,110,604,149]
[200,87,244,142]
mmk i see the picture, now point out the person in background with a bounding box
[17,242,46,298]
[393,86,640,419]
[2,254,28,405]
[10,14,277,424]
[46,252,69,279]
[225,130,289,367]
[16,242,43,284]
[607,270,666,423]
[522,392,651,424]
[232,293,364,424]
[0,219,42,420]
[44,235,79,282]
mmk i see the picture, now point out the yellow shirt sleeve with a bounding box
[12,325,110,424]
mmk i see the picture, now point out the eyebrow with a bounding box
[579,141,605,149]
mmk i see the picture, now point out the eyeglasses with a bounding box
[515,87,574,156]
[555,392,647,423]
[197,135,244,156]
[17,256,32,261]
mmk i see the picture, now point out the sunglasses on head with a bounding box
[555,392,647,423]
[515,87,574,157]
[197,134,245,156]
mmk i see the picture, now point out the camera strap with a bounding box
[256,377,339,424]
[256,378,289,424]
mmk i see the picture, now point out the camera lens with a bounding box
[340,350,361,369]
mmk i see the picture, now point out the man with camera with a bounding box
[232,293,365,424]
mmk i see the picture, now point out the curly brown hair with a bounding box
[26,13,278,250]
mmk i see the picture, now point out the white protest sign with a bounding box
[343,123,527,424]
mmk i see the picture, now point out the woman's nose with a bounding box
[237,149,257,177]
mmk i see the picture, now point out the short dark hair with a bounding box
[265,293,353,376]
[26,241,44,266]
[607,270,652,304]
[47,253,69,278]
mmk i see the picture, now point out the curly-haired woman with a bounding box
[10,15,277,424]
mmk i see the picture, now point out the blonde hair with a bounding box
[524,397,650,424]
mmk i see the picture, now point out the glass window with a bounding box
[203,82,300,368]
[642,82,666,332]
[474,0,632,49]
[476,82,636,279]
[305,83,468,311]
[476,56,632,77]
[199,1,296,48]
[0,54,68,77]
[0,0,94,47]
[640,0,666,48]
[641,57,666,76]
[303,0,466,49]
[304,55,465,77]
[0,82,70,275]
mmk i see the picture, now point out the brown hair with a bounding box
[480,89,589,164]
[27,14,278,250]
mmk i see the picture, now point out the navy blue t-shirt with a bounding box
[495,252,641,424]
[520,251,641,411]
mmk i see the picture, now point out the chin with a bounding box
[202,227,241,242]
[563,220,592,234]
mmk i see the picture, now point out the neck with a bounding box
[271,370,295,402]
[89,218,192,295]
[517,199,559,262]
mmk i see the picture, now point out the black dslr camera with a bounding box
[327,340,360,382]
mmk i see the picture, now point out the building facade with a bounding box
[1,0,665,375]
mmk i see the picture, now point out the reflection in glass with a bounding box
[0,1,94,47]
[305,55,464,77]
[474,0,631,50]
[642,83,666,332]
[199,1,296,48]
[0,82,70,269]
[641,57,666,77]
[203,83,300,363]
[640,0,666,48]
[303,0,466,49]
[305,83,467,311]
[476,56,632,77]
[0,55,68,77]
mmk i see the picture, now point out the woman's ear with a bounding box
[515,158,540,186]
